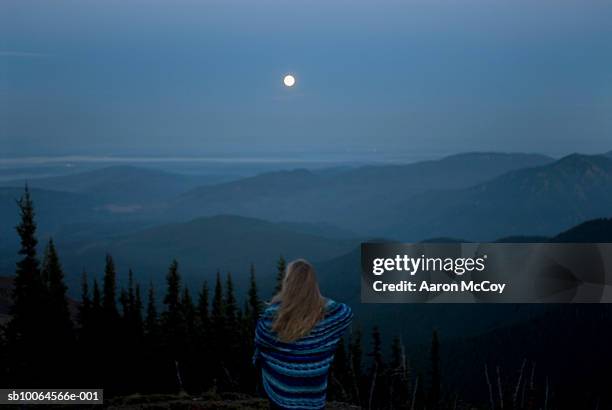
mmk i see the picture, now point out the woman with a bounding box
[253,259,353,410]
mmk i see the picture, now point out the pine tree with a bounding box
[162,260,184,352]
[198,281,210,331]
[211,271,224,335]
[119,288,129,318]
[195,280,212,389]
[145,282,159,340]
[103,254,118,320]
[92,279,102,315]
[163,261,181,312]
[247,263,262,331]
[274,255,286,294]
[127,269,136,314]
[125,279,144,393]
[180,286,198,391]
[36,239,74,386]
[117,278,132,394]
[224,272,237,330]
[118,269,134,323]
[119,269,143,341]
[159,261,187,392]
[182,287,196,339]
[428,330,441,410]
[90,278,103,337]
[143,281,164,394]
[40,238,74,346]
[79,271,91,328]
[7,186,47,384]
[81,277,103,388]
[224,272,239,381]
[133,283,144,339]
[236,305,244,335]
[100,254,120,393]
[9,186,43,327]
[210,271,225,387]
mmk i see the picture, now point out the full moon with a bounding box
[283,74,296,87]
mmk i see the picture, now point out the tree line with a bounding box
[0,187,444,409]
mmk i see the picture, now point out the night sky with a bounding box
[2,1,612,159]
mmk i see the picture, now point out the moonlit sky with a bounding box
[1,1,612,159]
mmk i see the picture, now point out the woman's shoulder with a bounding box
[261,302,280,319]
[324,298,352,318]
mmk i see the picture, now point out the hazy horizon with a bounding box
[1,147,610,166]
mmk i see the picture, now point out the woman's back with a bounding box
[254,299,353,410]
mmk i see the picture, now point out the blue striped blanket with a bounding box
[253,299,353,409]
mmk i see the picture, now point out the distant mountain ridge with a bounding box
[1,151,610,246]
[171,152,612,240]
[172,152,553,233]
[0,165,226,205]
[387,153,612,240]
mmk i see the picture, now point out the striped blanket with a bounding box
[253,299,353,409]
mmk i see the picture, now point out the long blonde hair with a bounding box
[271,259,326,342]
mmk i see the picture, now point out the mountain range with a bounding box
[0,165,228,206]
[171,152,553,234]
[170,152,612,240]
[387,153,612,240]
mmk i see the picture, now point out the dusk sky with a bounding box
[2,1,612,159]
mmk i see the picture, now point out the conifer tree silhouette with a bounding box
[211,271,225,337]
[197,280,212,387]
[274,255,286,294]
[103,254,118,320]
[162,260,185,356]
[198,281,210,331]
[247,263,263,329]
[79,270,91,329]
[210,271,226,388]
[182,287,196,338]
[40,238,74,383]
[7,186,46,385]
[145,281,159,340]
[225,272,238,331]
[223,272,240,387]
[132,281,144,340]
